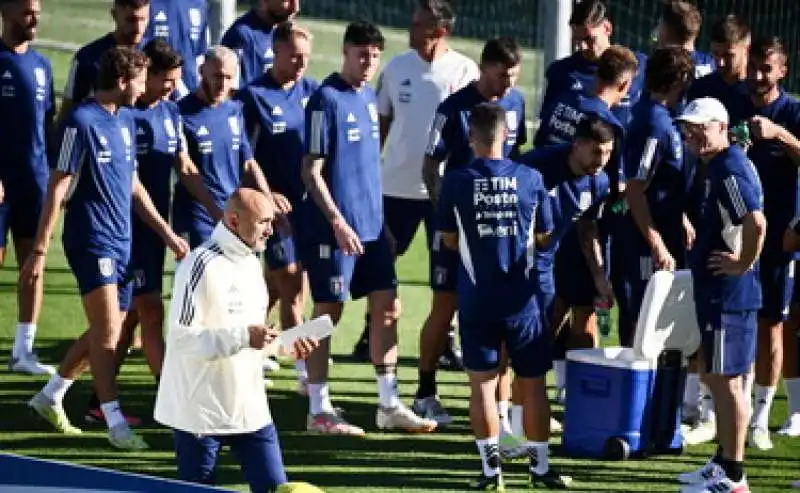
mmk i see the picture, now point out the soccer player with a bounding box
[654,1,715,79]
[144,0,208,96]
[535,45,637,400]
[419,36,526,424]
[58,0,149,122]
[741,36,800,450]
[540,0,646,128]
[235,21,317,388]
[781,220,800,437]
[25,47,189,450]
[172,45,283,248]
[615,47,695,348]
[676,97,765,493]
[222,0,299,87]
[355,0,480,421]
[0,0,56,375]
[301,21,436,435]
[439,102,571,490]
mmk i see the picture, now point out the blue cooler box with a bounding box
[562,270,700,460]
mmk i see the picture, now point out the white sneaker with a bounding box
[411,396,453,426]
[108,424,149,450]
[376,403,437,433]
[499,431,526,459]
[10,354,55,375]
[680,473,750,493]
[28,393,82,435]
[778,413,800,437]
[683,419,716,446]
[747,426,773,450]
[263,357,280,373]
[550,416,563,434]
[677,460,724,485]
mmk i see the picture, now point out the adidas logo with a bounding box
[264,47,274,59]
[197,126,209,136]
[1,70,11,79]
[571,81,582,90]
[346,113,356,123]
[136,127,145,135]
[272,106,283,116]
[400,79,411,87]
[154,10,167,22]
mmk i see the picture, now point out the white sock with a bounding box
[100,400,126,430]
[510,404,524,438]
[498,401,512,435]
[41,373,73,404]
[526,441,550,475]
[376,372,400,409]
[684,373,700,408]
[295,360,307,380]
[308,383,334,416]
[13,323,36,359]
[554,360,566,389]
[700,383,716,423]
[752,384,777,429]
[742,370,754,418]
[497,400,509,418]
[476,436,501,477]
[785,378,800,415]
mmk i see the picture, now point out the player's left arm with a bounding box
[509,97,527,161]
[132,173,189,259]
[749,114,800,165]
[439,173,459,251]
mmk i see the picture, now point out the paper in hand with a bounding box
[278,315,334,351]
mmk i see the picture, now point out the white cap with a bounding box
[676,97,729,125]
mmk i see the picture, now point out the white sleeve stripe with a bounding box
[723,176,747,218]
[56,127,77,172]
[63,58,78,99]
[636,137,659,181]
[453,207,476,286]
[309,110,325,155]
[426,113,447,155]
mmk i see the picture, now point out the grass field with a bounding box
[1,0,799,491]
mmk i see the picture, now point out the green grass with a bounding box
[0,0,799,491]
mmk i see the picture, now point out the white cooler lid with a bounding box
[632,269,702,360]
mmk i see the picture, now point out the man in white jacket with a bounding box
[155,187,316,492]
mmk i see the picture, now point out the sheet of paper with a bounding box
[278,315,334,351]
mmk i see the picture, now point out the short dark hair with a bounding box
[343,20,385,50]
[570,0,609,26]
[143,38,182,73]
[751,35,787,63]
[418,0,455,32]
[96,46,149,91]
[273,21,313,46]
[468,102,506,146]
[480,37,521,67]
[710,14,750,45]
[596,45,639,84]
[113,0,150,8]
[575,115,616,143]
[660,1,702,44]
[646,47,694,94]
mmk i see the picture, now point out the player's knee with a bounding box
[372,291,401,324]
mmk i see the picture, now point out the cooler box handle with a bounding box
[580,375,610,397]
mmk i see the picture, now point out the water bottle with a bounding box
[595,297,612,339]
[730,121,751,148]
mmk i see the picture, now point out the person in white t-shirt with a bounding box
[349,0,479,426]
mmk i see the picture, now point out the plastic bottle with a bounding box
[595,297,612,339]
[730,121,751,148]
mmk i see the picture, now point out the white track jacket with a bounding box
[155,223,272,435]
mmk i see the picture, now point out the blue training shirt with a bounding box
[236,71,318,207]
[172,93,253,233]
[688,72,751,127]
[303,73,383,243]
[518,145,610,273]
[439,157,553,322]
[426,81,527,171]
[55,100,137,258]
[221,9,276,87]
[0,42,54,190]
[690,145,763,311]
[144,0,209,95]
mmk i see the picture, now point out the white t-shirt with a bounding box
[377,48,479,200]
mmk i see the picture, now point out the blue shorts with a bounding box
[554,230,598,307]
[758,253,795,321]
[264,229,300,271]
[459,313,552,378]
[303,233,397,303]
[64,249,133,312]
[696,306,757,376]
[0,184,45,248]
[130,221,166,296]
[384,196,433,256]
[173,424,287,492]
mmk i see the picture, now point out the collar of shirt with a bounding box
[211,222,254,259]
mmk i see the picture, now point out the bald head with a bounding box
[224,188,275,252]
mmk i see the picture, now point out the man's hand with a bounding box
[652,240,677,271]
[332,217,364,255]
[708,250,749,276]
[19,251,46,289]
[248,324,280,349]
[291,337,319,360]
[750,115,782,141]
[683,215,696,250]
[0,179,4,204]
[167,233,190,260]
[271,192,292,215]
[593,273,614,306]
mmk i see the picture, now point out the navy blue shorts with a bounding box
[384,196,434,256]
[554,230,598,307]
[696,306,757,376]
[758,253,795,321]
[302,233,397,303]
[130,222,166,296]
[173,424,287,492]
[64,249,133,312]
[0,184,45,248]
[264,229,300,271]
[459,313,552,378]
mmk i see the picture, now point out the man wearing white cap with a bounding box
[675,97,765,493]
